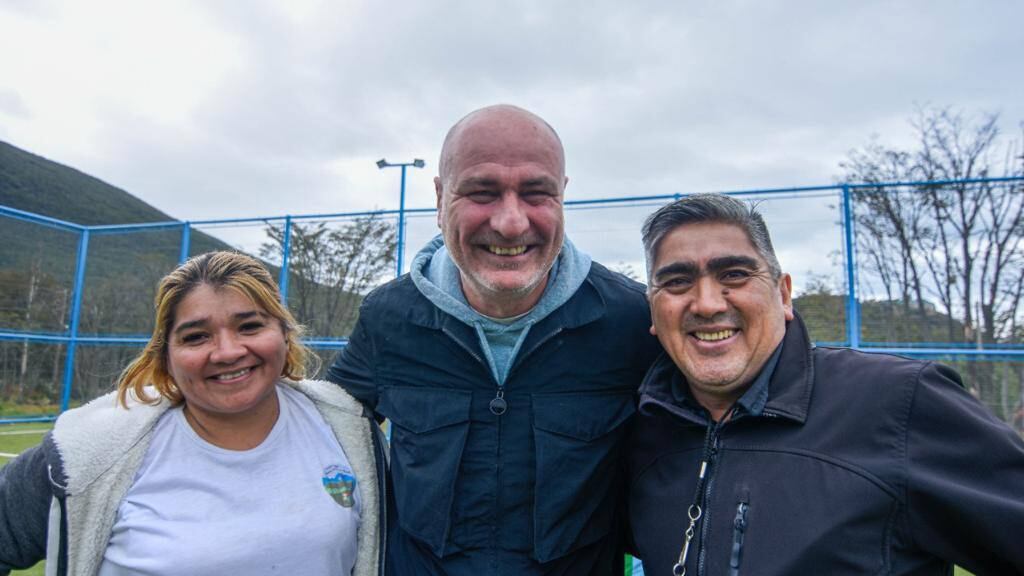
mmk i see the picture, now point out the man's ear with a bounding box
[434,176,444,228]
[648,288,658,335]
[779,273,794,321]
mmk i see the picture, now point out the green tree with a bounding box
[260,215,396,339]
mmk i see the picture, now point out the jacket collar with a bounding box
[408,271,606,333]
[639,311,815,425]
[407,271,607,370]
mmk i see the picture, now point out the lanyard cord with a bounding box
[673,407,735,576]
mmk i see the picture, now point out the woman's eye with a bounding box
[240,322,264,333]
[180,333,207,344]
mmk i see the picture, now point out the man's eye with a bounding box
[468,191,497,202]
[721,270,752,283]
[658,277,692,291]
[522,190,553,203]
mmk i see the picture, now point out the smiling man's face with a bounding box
[435,107,566,318]
[648,222,793,415]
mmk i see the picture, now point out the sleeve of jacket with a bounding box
[904,361,1024,576]
[0,438,52,573]
[326,301,379,413]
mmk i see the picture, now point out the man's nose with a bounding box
[689,276,729,317]
[490,193,530,238]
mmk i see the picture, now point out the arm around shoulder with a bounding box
[0,437,56,573]
[326,307,379,413]
[904,361,1024,575]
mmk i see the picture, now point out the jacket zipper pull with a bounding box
[489,388,507,415]
[729,501,749,576]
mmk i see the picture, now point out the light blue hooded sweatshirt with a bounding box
[410,235,592,386]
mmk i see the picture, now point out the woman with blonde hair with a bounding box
[0,251,385,576]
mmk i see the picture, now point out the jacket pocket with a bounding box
[377,386,472,556]
[531,390,636,562]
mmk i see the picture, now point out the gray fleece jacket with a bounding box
[0,380,383,576]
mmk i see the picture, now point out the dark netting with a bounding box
[70,344,145,407]
[0,216,79,335]
[927,357,1024,434]
[78,229,183,336]
[266,216,398,341]
[852,180,1024,348]
[307,346,343,380]
[3,180,1023,424]
[0,341,66,416]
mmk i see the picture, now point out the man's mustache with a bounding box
[681,312,742,332]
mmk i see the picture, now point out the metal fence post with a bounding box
[279,215,293,304]
[60,228,90,412]
[179,221,191,264]
[396,164,408,278]
[841,185,861,348]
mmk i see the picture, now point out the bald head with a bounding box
[437,104,565,187]
[433,104,568,318]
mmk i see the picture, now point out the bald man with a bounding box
[328,105,660,575]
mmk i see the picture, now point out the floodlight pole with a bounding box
[377,158,425,276]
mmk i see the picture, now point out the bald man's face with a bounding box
[434,110,567,316]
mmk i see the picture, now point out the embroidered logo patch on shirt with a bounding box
[322,465,357,507]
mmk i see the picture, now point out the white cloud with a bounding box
[1,0,1022,283]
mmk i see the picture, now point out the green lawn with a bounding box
[0,422,50,465]
[10,563,43,576]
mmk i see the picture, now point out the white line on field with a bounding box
[0,430,48,436]
[0,452,18,458]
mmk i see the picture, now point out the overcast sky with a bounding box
[2,0,1022,289]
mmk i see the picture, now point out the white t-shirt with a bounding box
[98,384,361,576]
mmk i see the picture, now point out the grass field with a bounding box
[0,422,979,576]
[0,423,50,461]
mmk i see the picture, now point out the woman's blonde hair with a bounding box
[116,251,312,407]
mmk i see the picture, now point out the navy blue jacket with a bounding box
[628,314,1024,576]
[328,262,661,575]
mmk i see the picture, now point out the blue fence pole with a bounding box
[396,164,408,277]
[60,229,90,412]
[841,185,860,348]
[279,215,293,304]
[179,221,191,264]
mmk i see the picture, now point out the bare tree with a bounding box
[840,106,1024,423]
[261,215,396,339]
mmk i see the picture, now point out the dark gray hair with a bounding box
[641,193,782,283]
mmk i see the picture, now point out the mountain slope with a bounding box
[0,140,176,226]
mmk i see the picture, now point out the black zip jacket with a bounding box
[628,314,1024,576]
[329,262,662,575]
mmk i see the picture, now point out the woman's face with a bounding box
[166,283,287,422]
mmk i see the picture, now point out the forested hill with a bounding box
[0,140,234,343]
[0,140,177,225]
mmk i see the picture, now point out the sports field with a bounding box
[0,423,978,576]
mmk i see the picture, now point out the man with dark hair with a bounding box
[629,193,1024,575]
[329,104,660,575]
